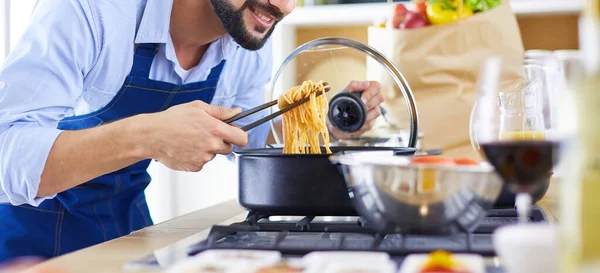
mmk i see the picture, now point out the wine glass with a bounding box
[523,52,562,136]
[472,56,561,224]
[553,50,584,141]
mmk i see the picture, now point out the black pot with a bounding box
[235,146,417,216]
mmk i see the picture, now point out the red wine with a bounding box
[481,140,559,192]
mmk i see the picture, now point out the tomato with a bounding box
[392,3,408,28]
[453,158,479,166]
[392,14,403,28]
[400,11,429,29]
[394,3,408,16]
[410,155,455,165]
[414,1,428,21]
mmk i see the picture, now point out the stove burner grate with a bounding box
[187,208,547,257]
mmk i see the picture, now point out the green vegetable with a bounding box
[464,0,501,12]
[427,0,455,10]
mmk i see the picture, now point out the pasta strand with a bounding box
[277,80,331,154]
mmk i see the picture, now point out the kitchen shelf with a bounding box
[280,0,584,27]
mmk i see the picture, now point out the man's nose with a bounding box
[268,0,295,16]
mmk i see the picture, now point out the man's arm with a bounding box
[38,102,246,197]
[0,0,101,205]
[0,0,248,205]
[37,119,146,197]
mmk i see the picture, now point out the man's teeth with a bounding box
[254,11,272,22]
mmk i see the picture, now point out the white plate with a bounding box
[398,253,485,273]
[193,249,281,265]
[167,259,247,273]
[302,251,391,265]
[168,250,282,273]
[319,260,397,273]
[302,251,394,273]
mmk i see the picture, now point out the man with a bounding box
[0,0,385,262]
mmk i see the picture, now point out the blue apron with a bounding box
[0,43,226,263]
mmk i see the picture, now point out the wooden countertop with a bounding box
[25,200,247,273]
[26,187,559,273]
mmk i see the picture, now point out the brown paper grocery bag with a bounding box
[367,1,524,160]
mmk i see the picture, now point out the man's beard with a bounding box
[210,0,284,51]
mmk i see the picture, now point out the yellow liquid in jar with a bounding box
[499,131,546,141]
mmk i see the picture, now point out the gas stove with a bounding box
[187,208,547,257]
[125,207,547,272]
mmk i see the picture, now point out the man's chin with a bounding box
[233,37,267,51]
[247,24,269,40]
[232,32,268,51]
[249,33,267,43]
[227,20,276,51]
[239,41,267,51]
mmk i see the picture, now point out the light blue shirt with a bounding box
[0,0,273,206]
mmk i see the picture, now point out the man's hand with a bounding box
[327,80,385,139]
[140,100,248,172]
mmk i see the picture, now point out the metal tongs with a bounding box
[224,82,331,131]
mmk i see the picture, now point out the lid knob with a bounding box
[328,91,367,133]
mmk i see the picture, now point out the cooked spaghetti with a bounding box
[278,80,332,154]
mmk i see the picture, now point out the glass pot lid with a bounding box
[267,37,419,148]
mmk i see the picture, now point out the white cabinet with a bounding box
[146,156,238,224]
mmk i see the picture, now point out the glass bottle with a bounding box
[559,0,600,272]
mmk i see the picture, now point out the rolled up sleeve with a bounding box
[0,0,99,206]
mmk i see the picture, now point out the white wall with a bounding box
[0,1,9,64]
[0,0,242,224]
[8,0,34,50]
[146,157,238,224]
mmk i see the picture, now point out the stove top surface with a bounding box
[187,208,547,257]
[124,207,548,273]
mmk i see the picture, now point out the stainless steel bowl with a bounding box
[329,151,504,234]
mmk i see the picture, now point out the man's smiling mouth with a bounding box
[249,6,276,28]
